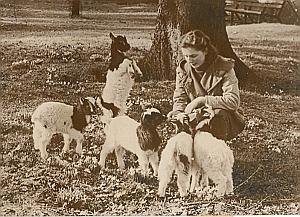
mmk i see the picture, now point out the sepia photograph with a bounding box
[0,0,299,215]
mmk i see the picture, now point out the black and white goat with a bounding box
[158,131,194,197]
[31,97,99,159]
[189,131,234,197]
[99,108,166,176]
[158,108,234,197]
[101,32,142,125]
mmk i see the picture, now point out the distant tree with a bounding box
[142,0,255,85]
[13,0,17,22]
[71,0,81,17]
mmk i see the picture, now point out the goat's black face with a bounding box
[141,108,166,127]
[110,32,130,52]
[79,97,97,115]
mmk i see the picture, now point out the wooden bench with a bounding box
[225,0,286,24]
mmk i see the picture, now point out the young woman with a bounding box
[168,30,245,140]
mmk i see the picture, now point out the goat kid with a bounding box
[99,108,165,176]
[190,131,234,197]
[158,132,194,197]
[158,110,234,198]
[158,110,207,197]
[101,32,142,125]
[31,97,99,159]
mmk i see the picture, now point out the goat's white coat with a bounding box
[101,59,142,124]
[158,132,193,197]
[190,131,234,197]
[31,101,89,159]
[158,131,234,197]
[99,115,159,175]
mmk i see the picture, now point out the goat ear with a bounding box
[94,96,100,103]
[140,112,146,123]
[141,102,152,111]
[79,97,85,105]
[93,96,100,106]
[109,32,115,40]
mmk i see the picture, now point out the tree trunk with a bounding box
[142,0,254,85]
[71,0,81,17]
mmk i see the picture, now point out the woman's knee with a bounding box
[209,109,230,140]
[213,109,230,119]
[210,109,230,126]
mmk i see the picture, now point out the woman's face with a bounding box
[181,47,207,69]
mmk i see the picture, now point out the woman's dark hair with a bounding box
[180,30,218,70]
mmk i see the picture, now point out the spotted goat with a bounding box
[31,97,99,159]
[100,32,143,126]
[99,108,166,176]
[158,110,234,197]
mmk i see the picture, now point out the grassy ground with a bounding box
[0,1,300,215]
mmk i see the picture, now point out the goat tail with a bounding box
[226,144,234,166]
[158,132,193,198]
[100,109,113,125]
[158,135,178,194]
[159,137,177,173]
[97,96,120,118]
[174,132,194,175]
[159,132,193,177]
[132,59,143,77]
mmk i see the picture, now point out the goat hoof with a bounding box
[46,156,57,166]
[91,165,101,174]
[60,152,68,160]
[134,172,147,184]
[73,153,80,161]
[157,194,166,202]
[40,152,49,160]
[225,191,234,196]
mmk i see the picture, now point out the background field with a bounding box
[0,1,300,215]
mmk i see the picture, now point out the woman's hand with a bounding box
[184,97,205,113]
[167,110,182,120]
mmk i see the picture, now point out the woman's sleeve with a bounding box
[172,70,189,112]
[204,69,240,110]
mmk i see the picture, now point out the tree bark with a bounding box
[142,0,254,85]
[71,0,81,17]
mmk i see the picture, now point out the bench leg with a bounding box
[236,13,242,23]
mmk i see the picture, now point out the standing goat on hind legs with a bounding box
[100,32,143,126]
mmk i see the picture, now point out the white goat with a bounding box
[158,110,234,197]
[31,97,98,159]
[158,132,194,197]
[101,33,142,125]
[190,131,234,197]
[99,108,165,176]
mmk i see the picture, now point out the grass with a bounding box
[0,1,300,215]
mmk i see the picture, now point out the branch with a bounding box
[233,165,262,192]
[246,196,270,211]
